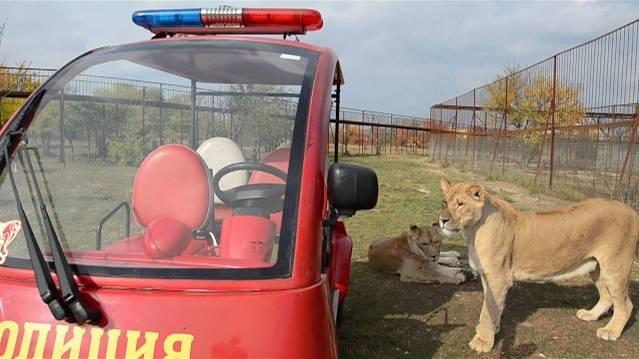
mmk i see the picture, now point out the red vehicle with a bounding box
[0,7,377,358]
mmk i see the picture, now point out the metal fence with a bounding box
[330,107,432,156]
[0,66,435,157]
[429,18,639,206]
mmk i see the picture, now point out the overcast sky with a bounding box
[1,1,638,116]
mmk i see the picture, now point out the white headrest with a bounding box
[197,137,248,204]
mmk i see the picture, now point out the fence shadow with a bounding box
[339,259,639,359]
[338,261,478,359]
[496,280,639,359]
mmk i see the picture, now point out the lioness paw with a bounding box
[596,327,620,341]
[577,309,601,322]
[453,272,467,284]
[469,334,493,353]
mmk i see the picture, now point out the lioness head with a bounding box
[438,179,486,235]
[407,224,443,261]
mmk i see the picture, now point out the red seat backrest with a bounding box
[132,144,213,230]
[248,148,291,234]
[249,148,290,185]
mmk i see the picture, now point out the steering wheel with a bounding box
[212,162,288,216]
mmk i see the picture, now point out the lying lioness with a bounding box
[368,224,469,284]
[438,179,639,353]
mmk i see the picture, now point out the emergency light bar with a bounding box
[132,6,323,35]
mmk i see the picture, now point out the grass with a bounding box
[3,151,638,357]
[0,155,138,255]
[481,169,586,203]
[336,154,639,359]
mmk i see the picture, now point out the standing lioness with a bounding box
[438,179,639,353]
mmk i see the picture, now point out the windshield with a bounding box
[0,40,319,279]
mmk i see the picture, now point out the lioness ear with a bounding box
[408,224,422,240]
[440,179,451,193]
[467,184,486,202]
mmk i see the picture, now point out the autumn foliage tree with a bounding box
[484,65,584,166]
[0,21,40,125]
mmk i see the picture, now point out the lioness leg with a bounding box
[439,250,461,258]
[399,260,466,284]
[422,263,466,284]
[470,273,512,353]
[398,258,437,283]
[577,264,612,322]
[596,266,633,341]
[437,255,460,267]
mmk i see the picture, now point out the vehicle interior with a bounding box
[0,41,317,272]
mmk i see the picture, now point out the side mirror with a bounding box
[327,163,378,216]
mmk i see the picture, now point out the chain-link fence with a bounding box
[429,19,639,206]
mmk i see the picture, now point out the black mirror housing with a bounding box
[327,163,378,216]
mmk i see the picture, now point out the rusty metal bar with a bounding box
[489,76,508,176]
[549,55,557,189]
[615,111,639,198]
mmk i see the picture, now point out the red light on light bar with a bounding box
[242,8,323,31]
[134,6,323,35]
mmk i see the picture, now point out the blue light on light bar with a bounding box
[132,9,203,29]
[132,6,323,35]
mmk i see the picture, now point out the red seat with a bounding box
[102,145,279,266]
[249,148,290,234]
[133,144,213,230]
[249,148,290,185]
[131,144,213,258]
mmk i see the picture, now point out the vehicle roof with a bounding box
[108,34,344,85]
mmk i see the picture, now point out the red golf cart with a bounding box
[0,7,377,358]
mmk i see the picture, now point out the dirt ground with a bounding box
[337,154,639,359]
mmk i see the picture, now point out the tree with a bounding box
[224,84,294,160]
[484,65,584,166]
[0,20,40,125]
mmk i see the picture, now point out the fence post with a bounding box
[548,55,557,189]
[59,91,66,165]
[615,111,639,199]
[489,76,508,176]
[436,109,441,160]
[593,118,600,191]
[343,111,348,155]
[361,110,364,155]
[413,117,417,155]
[533,112,551,187]
[472,89,476,169]
[190,80,197,149]
[390,114,395,154]
[464,90,476,165]
[180,110,184,144]
[452,97,458,167]
[142,87,146,151]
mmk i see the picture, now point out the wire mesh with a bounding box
[429,19,639,206]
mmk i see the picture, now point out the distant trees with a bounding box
[0,20,40,125]
[225,84,293,161]
[24,80,295,167]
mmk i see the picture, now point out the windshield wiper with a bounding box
[22,145,101,324]
[1,88,101,325]
[3,145,69,321]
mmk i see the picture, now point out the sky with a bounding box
[1,1,638,117]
